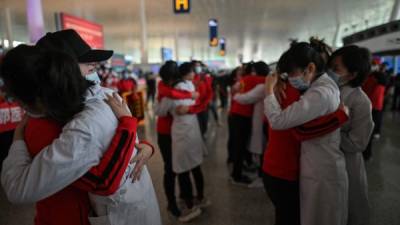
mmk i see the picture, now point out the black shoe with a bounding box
[230,175,252,187]
[243,163,258,173]
[167,205,181,217]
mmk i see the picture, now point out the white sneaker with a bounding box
[373,134,381,139]
[247,177,264,188]
[194,197,211,208]
[178,207,202,223]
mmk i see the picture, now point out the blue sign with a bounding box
[161,47,173,62]
[219,38,226,56]
[174,0,190,14]
[209,19,218,47]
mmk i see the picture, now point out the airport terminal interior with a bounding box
[1,0,400,225]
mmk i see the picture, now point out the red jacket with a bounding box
[230,75,265,117]
[117,79,136,93]
[156,81,192,134]
[362,75,385,111]
[24,116,138,225]
[263,84,348,181]
[188,74,213,114]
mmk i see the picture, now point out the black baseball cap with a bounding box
[36,29,113,63]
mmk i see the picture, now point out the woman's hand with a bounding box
[191,91,200,99]
[231,82,241,94]
[265,72,278,95]
[274,78,287,104]
[129,143,153,182]
[13,115,28,141]
[105,92,132,119]
[176,105,189,115]
[339,102,350,116]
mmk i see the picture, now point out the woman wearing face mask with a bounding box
[1,45,161,225]
[328,45,373,225]
[264,39,348,225]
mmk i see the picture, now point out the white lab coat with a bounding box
[1,84,161,225]
[234,84,265,154]
[340,85,373,225]
[264,74,348,225]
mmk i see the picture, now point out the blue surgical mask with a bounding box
[85,72,101,84]
[327,70,349,87]
[327,70,340,85]
[288,75,310,91]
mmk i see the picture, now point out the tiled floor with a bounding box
[1,109,400,225]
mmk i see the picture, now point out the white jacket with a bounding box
[234,84,265,154]
[1,84,161,225]
[340,86,373,225]
[264,74,348,225]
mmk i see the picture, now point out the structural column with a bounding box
[26,0,45,44]
[4,8,14,48]
[391,0,400,21]
[139,0,148,64]
[174,30,180,62]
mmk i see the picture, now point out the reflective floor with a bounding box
[1,108,400,225]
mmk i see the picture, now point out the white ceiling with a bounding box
[0,0,395,66]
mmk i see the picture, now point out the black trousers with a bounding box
[0,130,14,172]
[157,133,179,210]
[372,109,383,135]
[219,92,228,109]
[197,110,209,136]
[209,101,219,122]
[231,114,252,179]
[178,166,204,208]
[147,88,156,104]
[364,109,383,160]
[227,115,235,163]
[391,88,400,110]
[263,173,300,225]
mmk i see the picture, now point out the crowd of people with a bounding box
[0,28,398,225]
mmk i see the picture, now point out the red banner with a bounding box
[0,101,24,133]
[60,12,104,49]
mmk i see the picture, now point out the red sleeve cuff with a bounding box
[118,116,138,129]
[336,109,349,124]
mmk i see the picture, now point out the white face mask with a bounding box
[85,72,101,84]
[195,66,202,74]
[288,75,310,91]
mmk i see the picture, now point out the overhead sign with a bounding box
[174,0,191,14]
[161,47,173,62]
[351,31,400,55]
[343,20,400,55]
[219,38,226,56]
[57,12,104,49]
[111,53,126,72]
[209,19,218,47]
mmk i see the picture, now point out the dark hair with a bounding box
[170,62,193,86]
[253,61,270,76]
[244,61,255,75]
[159,60,178,84]
[329,45,371,87]
[277,37,331,75]
[178,62,194,79]
[0,45,92,124]
[228,67,239,85]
